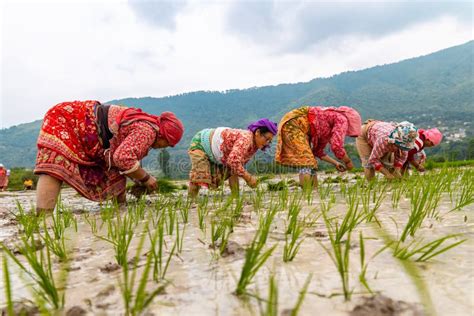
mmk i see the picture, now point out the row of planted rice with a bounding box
[0,168,472,315]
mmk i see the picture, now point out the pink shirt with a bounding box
[367,121,408,170]
[107,105,157,173]
[309,108,348,159]
[220,129,258,176]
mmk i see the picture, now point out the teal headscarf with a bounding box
[388,121,418,151]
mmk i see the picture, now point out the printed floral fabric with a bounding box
[35,101,157,201]
[219,129,258,176]
[275,108,317,168]
[308,107,349,160]
[366,121,408,170]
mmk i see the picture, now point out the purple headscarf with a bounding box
[247,118,278,135]
[247,118,278,151]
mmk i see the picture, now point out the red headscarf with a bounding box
[116,108,184,147]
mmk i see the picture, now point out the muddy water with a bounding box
[0,175,473,316]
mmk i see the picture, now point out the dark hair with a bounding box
[254,126,271,134]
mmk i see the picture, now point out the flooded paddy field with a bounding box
[0,168,472,316]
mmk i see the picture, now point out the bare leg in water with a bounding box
[229,175,240,196]
[364,168,376,180]
[299,173,318,190]
[188,182,201,199]
[35,174,62,215]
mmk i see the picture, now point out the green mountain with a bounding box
[1,41,472,169]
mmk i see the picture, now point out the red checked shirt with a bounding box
[407,130,426,162]
[367,121,408,171]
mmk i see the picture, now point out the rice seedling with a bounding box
[320,205,353,300]
[450,170,474,211]
[83,212,98,234]
[177,196,192,224]
[49,212,70,241]
[235,206,278,296]
[96,209,134,266]
[150,197,167,227]
[119,225,167,316]
[251,186,265,212]
[128,196,148,225]
[391,181,406,209]
[13,201,41,240]
[41,218,68,261]
[392,234,466,262]
[53,200,78,236]
[1,237,68,311]
[100,200,120,230]
[210,218,228,252]
[318,182,336,208]
[358,232,373,294]
[303,207,322,228]
[175,220,186,254]
[400,179,444,242]
[278,184,289,209]
[425,183,444,219]
[258,273,278,316]
[2,255,14,316]
[283,220,304,262]
[289,274,312,316]
[331,189,365,244]
[339,180,348,198]
[232,194,245,220]
[148,216,176,281]
[257,174,274,184]
[361,182,386,224]
[156,178,179,194]
[267,180,288,192]
[302,178,315,205]
[320,230,352,300]
[284,193,305,262]
[197,195,209,232]
[165,204,176,235]
[286,192,302,224]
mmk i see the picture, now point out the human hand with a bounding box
[144,175,158,191]
[345,160,354,171]
[393,168,403,179]
[335,162,346,172]
[246,175,258,188]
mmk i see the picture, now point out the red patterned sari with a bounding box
[35,101,126,201]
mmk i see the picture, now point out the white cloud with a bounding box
[0,0,472,128]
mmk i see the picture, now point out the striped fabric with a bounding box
[367,122,408,171]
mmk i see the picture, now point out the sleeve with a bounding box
[368,137,387,171]
[112,122,156,174]
[312,139,327,159]
[330,114,348,159]
[419,150,427,164]
[394,150,408,168]
[406,148,418,162]
[226,133,253,176]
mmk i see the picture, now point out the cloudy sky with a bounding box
[1,0,472,128]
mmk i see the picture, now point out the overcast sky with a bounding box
[1,0,472,128]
